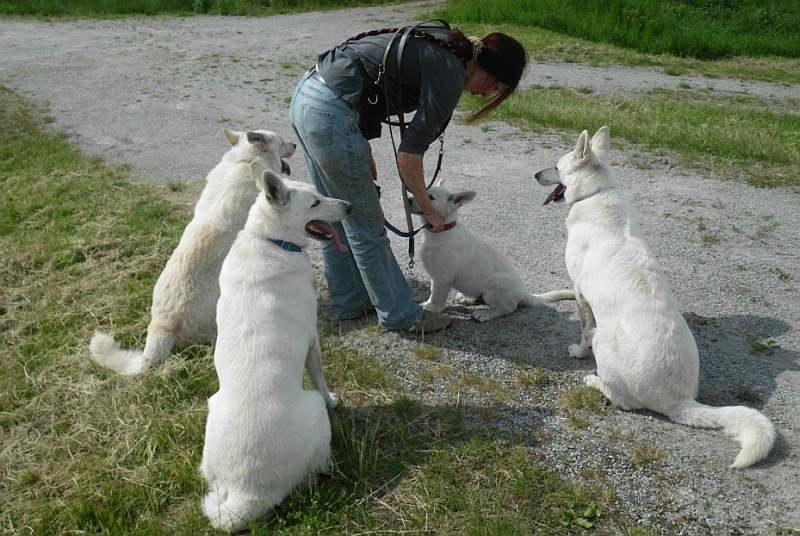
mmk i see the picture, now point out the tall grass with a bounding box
[0,0,403,16]
[441,0,800,59]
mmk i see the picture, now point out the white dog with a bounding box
[535,126,775,468]
[408,183,573,322]
[200,165,351,532]
[89,128,295,375]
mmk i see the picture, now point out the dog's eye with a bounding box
[311,200,321,208]
[429,195,436,201]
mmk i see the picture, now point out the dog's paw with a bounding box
[325,392,339,409]
[568,344,592,359]
[421,299,445,313]
[471,309,496,323]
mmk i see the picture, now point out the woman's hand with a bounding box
[396,151,445,232]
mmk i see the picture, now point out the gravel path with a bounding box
[2,3,798,533]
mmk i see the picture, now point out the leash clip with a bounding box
[374,64,385,86]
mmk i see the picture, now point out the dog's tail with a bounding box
[668,399,775,469]
[89,328,175,375]
[525,289,575,305]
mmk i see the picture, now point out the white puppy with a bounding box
[408,183,572,322]
[535,126,775,468]
[90,128,295,375]
[200,166,351,532]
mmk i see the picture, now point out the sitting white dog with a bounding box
[200,165,351,532]
[535,126,775,468]
[409,182,572,322]
[90,128,295,375]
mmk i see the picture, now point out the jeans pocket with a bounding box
[303,105,335,149]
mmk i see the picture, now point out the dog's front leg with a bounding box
[306,341,338,409]
[421,278,451,313]
[569,289,595,359]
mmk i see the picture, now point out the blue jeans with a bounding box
[290,73,421,330]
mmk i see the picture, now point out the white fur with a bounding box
[536,126,775,468]
[90,128,295,375]
[200,168,350,532]
[409,183,573,322]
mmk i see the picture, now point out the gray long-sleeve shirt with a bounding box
[315,25,466,155]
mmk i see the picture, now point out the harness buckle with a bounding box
[374,64,384,86]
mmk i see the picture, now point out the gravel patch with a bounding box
[1,3,798,533]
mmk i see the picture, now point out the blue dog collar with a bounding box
[268,238,303,253]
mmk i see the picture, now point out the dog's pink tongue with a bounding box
[316,221,347,252]
[543,184,566,205]
[330,227,348,252]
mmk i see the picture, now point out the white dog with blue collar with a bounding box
[200,164,351,532]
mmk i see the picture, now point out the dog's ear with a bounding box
[590,126,610,163]
[246,131,267,145]
[281,158,291,176]
[450,190,477,206]
[223,127,241,146]
[574,130,591,166]
[250,161,267,190]
[260,170,290,207]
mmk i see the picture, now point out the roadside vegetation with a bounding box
[0,87,629,533]
[441,0,800,60]
[0,0,406,17]
[461,86,800,190]
[447,20,800,86]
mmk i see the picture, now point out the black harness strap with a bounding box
[347,21,466,267]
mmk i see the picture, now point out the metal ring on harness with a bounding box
[367,94,378,105]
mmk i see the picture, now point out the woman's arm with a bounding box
[396,151,444,232]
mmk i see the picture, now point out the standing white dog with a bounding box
[90,128,295,375]
[408,183,573,322]
[535,126,775,468]
[200,165,351,532]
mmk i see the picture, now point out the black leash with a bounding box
[344,20,465,268]
[380,21,451,268]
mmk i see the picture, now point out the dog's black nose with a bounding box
[345,203,353,215]
[534,170,541,180]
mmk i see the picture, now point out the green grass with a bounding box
[0,86,628,533]
[0,0,407,17]
[560,386,606,428]
[413,343,443,361]
[464,86,800,190]
[441,21,800,85]
[440,0,800,60]
[631,443,665,469]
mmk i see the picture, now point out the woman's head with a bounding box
[465,32,526,120]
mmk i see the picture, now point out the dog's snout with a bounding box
[344,202,353,215]
[534,170,542,180]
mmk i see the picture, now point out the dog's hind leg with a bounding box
[140,324,177,371]
[306,341,338,409]
[471,290,518,322]
[568,290,595,359]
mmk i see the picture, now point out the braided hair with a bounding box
[347,24,474,66]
